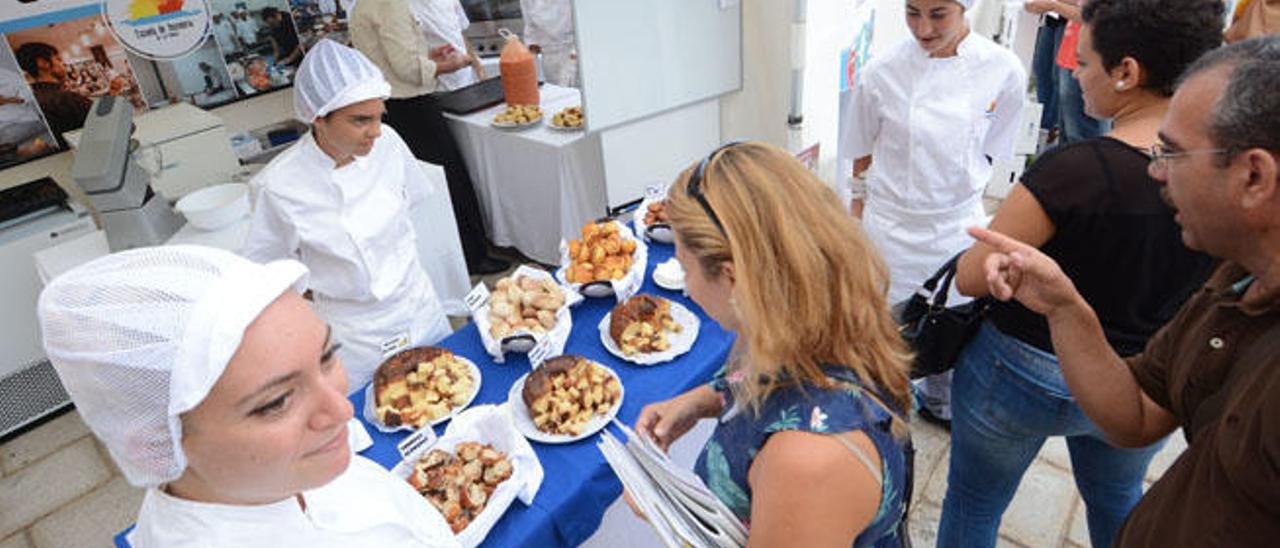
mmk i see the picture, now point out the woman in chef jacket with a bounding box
[519,0,577,87]
[843,0,1026,424]
[410,0,486,91]
[242,39,454,391]
[37,245,459,547]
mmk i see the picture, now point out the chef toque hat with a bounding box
[293,38,391,122]
[37,245,308,488]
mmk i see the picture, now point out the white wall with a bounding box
[718,0,791,147]
[599,99,720,209]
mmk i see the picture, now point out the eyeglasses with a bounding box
[686,140,745,237]
[1148,143,1227,172]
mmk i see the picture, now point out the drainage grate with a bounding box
[0,360,72,441]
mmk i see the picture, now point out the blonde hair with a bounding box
[666,142,913,435]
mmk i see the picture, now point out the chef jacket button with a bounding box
[1209,337,1225,349]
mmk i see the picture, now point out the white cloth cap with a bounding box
[294,39,392,122]
[37,245,308,488]
[955,0,973,9]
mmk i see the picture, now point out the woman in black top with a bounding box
[936,0,1223,546]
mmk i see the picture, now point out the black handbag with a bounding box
[897,253,991,379]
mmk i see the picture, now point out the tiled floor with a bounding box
[1,406,1186,548]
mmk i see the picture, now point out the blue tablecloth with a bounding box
[115,242,735,548]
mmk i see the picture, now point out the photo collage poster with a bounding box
[0,0,344,170]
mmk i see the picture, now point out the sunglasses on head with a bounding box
[686,140,746,237]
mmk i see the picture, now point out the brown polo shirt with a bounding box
[1119,262,1280,547]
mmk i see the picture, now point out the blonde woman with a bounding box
[635,142,914,547]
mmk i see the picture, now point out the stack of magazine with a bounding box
[598,420,748,548]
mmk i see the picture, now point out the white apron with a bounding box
[863,195,985,306]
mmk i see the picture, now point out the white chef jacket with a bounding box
[212,19,239,52]
[129,455,460,548]
[519,0,577,87]
[410,0,476,91]
[242,126,454,391]
[844,32,1025,304]
[234,17,260,45]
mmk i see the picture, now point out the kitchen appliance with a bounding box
[461,0,525,57]
[0,178,96,441]
[70,96,184,252]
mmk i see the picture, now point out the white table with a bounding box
[443,85,607,265]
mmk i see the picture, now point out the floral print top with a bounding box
[694,365,912,547]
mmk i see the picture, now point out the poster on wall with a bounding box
[835,4,877,196]
[1,1,149,165]
[0,0,315,169]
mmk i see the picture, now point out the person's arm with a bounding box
[396,131,435,208]
[635,384,723,452]
[843,69,880,218]
[956,184,1055,296]
[851,156,871,218]
[1025,0,1082,22]
[983,63,1029,163]
[453,2,485,80]
[240,186,301,264]
[968,227,1180,447]
[369,0,441,86]
[463,37,486,80]
[746,431,881,547]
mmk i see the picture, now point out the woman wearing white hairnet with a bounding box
[38,246,459,547]
[242,39,459,391]
[841,0,1026,425]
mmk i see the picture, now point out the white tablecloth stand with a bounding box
[444,84,607,265]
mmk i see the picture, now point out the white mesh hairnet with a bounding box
[37,245,308,488]
[294,38,392,122]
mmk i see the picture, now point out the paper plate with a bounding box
[363,353,483,433]
[597,300,700,365]
[548,122,585,132]
[506,363,624,444]
[555,220,647,301]
[491,117,542,130]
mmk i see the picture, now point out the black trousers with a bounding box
[384,93,489,266]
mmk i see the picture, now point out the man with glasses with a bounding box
[966,35,1280,546]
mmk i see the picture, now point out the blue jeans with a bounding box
[938,322,1164,548]
[1032,21,1064,130]
[1056,66,1110,144]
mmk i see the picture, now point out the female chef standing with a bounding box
[843,0,1026,423]
[242,39,455,391]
